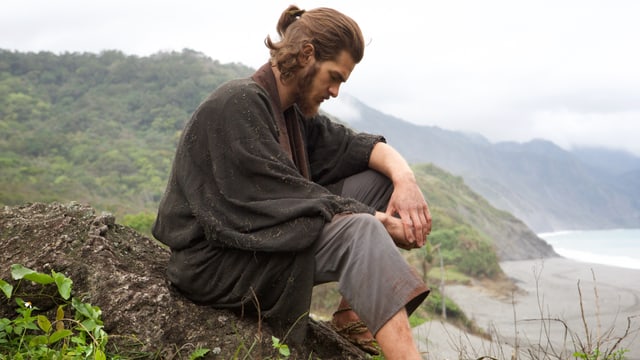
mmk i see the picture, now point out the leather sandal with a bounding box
[330,307,381,356]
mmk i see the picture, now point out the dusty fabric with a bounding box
[339,169,395,211]
[315,170,430,335]
[313,214,429,335]
[152,64,383,342]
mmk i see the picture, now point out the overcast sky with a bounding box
[3,0,640,156]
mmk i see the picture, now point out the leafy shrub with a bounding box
[122,211,156,236]
[0,264,111,359]
[429,225,501,278]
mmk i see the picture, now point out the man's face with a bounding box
[295,50,356,117]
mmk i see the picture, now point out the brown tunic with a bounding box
[152,63,383,342]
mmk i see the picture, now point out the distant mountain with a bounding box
[325,95,640,233]
[571,147,640,176]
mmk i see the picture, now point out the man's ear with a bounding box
[300,43,315,65]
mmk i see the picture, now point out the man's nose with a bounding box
[329,84,340,98]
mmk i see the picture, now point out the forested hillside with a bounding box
[0,49,553,268]
[0,49,253,216]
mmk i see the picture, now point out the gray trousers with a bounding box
[314,170,429,335]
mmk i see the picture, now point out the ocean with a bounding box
[538,229,640,270]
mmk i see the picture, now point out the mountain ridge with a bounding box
[325,94,640,232]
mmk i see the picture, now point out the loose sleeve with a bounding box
[161,80,373,253]
[304,114,385,186]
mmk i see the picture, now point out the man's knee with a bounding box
[341,170,394,211]
[314,212,395,283]
[339,213,394,251]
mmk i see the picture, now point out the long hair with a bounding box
[265,5,365,82]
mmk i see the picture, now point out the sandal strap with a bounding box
[332,320,369,335]
[350,338,380,355]
[330,307,381,355]
[332,306,353,316]
[329,321,380,356]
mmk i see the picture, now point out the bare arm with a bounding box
[369,142,431,249]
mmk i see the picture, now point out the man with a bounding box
[153,5,431,359]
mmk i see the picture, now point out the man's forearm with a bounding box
[368,142,416,185]
[369,141,431,248]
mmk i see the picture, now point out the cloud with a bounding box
[321,95,362,123]
[2,0,640,156]
[530,109,640,154]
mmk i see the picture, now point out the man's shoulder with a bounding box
[204,77,266,102]
[213,77,258,92]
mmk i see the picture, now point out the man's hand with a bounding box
[368,142,432,249]
[375,211,414,250]
[385,177,431,248]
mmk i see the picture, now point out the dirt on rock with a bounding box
[0,202,368,359]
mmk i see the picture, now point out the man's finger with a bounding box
[416,211,429,239]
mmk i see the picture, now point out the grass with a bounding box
[416,267,637,359]
[426,266,472,285]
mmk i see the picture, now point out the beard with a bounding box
[294,63,320,117]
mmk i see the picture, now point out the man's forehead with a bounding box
[324,51,356,81]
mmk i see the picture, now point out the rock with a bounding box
[0,202,368,359]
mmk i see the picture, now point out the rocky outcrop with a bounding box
[0,202,367,359]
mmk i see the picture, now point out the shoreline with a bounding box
[413,257,640,359]
[538,228,640,236]
[538,228,640,270]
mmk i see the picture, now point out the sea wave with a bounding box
[537,230,580,238]
[553,247,640,270]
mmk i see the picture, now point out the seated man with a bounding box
[152,5,431,359]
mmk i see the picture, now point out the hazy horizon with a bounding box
[3,0,639,156]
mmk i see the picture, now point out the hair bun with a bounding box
[288,9,305,18]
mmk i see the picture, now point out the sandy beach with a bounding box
[413,257,640,359]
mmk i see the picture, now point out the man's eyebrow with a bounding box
[331,70,347,82]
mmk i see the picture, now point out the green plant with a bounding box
[573,348,628,360]
[408,313,428,328]
[188,347,211,360]
[0,264,113,359]
[122,211,156,236]
[271,336,290,358]
[428,225,501,278]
